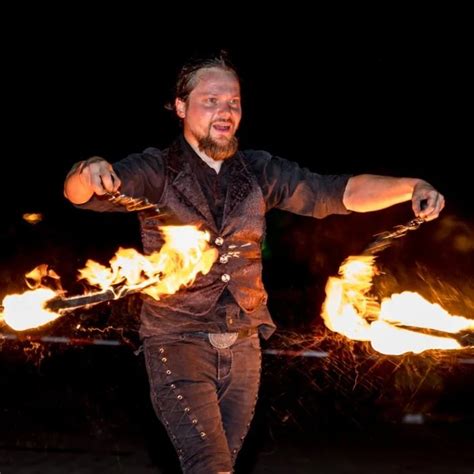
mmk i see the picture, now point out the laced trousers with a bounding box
[144,332,261,473]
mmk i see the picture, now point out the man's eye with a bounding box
[229,99,240,107]
[206,98,218,105]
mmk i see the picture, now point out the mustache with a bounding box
[211,119,234,126]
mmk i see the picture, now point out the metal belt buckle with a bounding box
[208,332,238,349]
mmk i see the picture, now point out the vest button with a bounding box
[221,273,231,283]
[215,237,224,246]
[219,254,229,264]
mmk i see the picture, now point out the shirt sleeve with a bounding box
[245,150,352,218]
[76,148,166,212]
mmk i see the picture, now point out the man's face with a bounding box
[176,67,242,160]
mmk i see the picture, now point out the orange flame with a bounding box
[2,289,59,331]
[1,225,218,331]
[22,213,43,225]
[322,257,474,355]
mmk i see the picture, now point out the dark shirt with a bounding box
[185,140,229,230]
[182,140,240,321]
[78,136,351,338]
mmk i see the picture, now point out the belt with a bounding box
[189,328,258,349]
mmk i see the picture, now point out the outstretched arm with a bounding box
[64,157,121,204]
[343,175,445,221]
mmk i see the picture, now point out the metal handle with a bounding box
[105,191,162,213]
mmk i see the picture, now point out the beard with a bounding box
[197,132,238,161]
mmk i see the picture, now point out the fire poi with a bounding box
[322,217,474,355]
[1,225,218,331]
[1,194,472,355]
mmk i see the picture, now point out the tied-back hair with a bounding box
[165,50,239,112]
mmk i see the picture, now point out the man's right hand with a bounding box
[64,156,121,204]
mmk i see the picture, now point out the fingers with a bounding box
[97,165,121,194]
[422,192,445,221]
[80,158,121,195]
[412,187,445,221]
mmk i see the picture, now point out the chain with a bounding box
[104,191,162,213]
[362,217,425,255]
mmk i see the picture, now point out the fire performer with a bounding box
[64,52,445,473]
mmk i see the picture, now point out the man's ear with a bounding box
[175,98,186,118]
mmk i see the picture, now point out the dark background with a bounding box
[1,10,473,473]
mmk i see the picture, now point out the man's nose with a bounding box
[217,103,232,116]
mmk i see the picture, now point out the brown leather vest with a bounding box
[138,140,268,316]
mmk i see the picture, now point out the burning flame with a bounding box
[2,289,59,331]
[2,225,218,331]
[79,226,217,298]
[322,256,474,355]
[22,213,43,225]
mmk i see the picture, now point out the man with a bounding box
[64,52,444,473]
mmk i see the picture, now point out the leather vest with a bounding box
[138,140,268,316]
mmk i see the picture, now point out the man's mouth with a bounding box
[212,123,232,133]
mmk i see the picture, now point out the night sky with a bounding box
[3,20,471,213]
